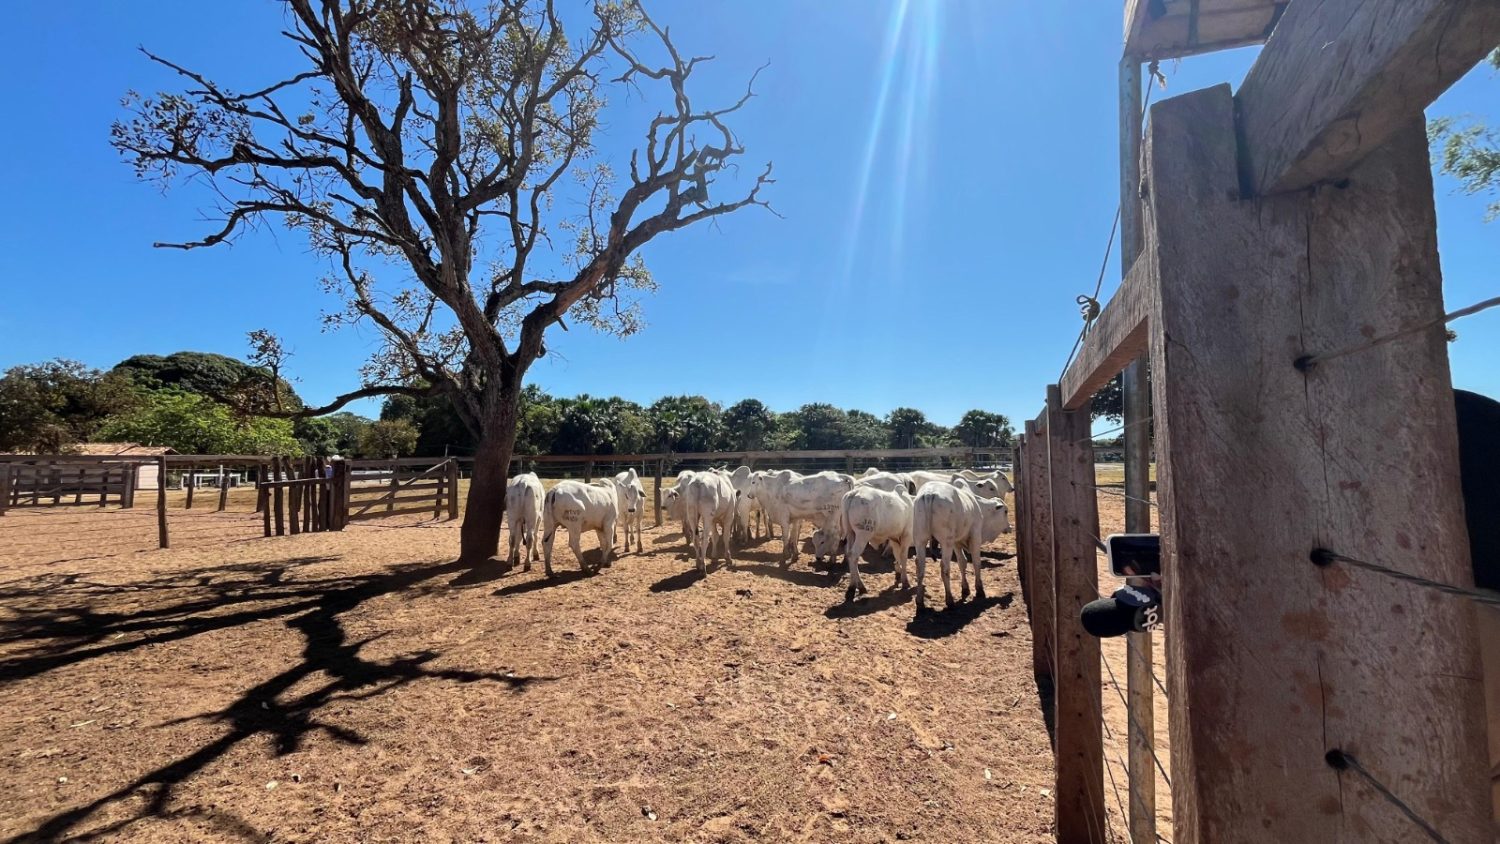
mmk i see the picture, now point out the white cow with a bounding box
[749,470,853,565]
[906,469,1012,499]
[855,470,916,495]
[684,469,737,573]
[910,478,1012,610]
[727,466,757,543]
[542,477,630,576]
[505,471,545,570]
[612,469,647,554]
[664,470,698,547]
[837,484,915,600]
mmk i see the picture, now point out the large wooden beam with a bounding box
[1237,0,1500,196]
[1060,253,1152,411]
[1046,384,1107,844]
[1125,0,1285,60]
[1147,84,1488,842]
[1024,419,1057,684]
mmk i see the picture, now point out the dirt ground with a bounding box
[0,480,1164,843]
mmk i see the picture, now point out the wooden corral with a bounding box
[1123,0,1285,59]
[1022,1,1500,842]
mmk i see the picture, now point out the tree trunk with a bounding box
[458,388,522,562]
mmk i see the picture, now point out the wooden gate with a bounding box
[344,458,459,523]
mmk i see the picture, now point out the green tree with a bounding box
[115,0,772,562]
[515,385,562,455]
[554,396,650,455]
[721,399,776,451]
[113,350,301,411]
[843,409,889,450]
[0,360,141,452]
[954,410,1014,448]
[886,407,928,449]
[294,412,370,457]
[96,389,302,455]
[381,390,477,457]
[358,419,419,458]
[1430,51,1500,218]
[647,395,723,452]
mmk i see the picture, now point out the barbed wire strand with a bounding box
[1297,295,1500,370]
[1081,413,1154,446]
[1313,548,1500,609]
[1326,750,1448,843]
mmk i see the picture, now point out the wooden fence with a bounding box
[1,460,138,512]
[344,458,459,524]
[1016,3,1500,842]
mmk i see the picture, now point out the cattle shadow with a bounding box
[450,558,517,587]
[735,563,841,589]
[905,591,1015,640]
[823,586,914,619]
[0,553,541,843]
[491,568,593,597]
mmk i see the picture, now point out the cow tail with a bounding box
[542,489,557,542]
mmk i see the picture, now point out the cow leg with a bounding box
[601,515,615,569]
[568,527,585,574]
[844,531,870,602]
[914,538,930,611]
[542,521,558,578]
[970,527,986,600]
[941,542,957,608]
[695,517,709,574]
[781,518,800,567]
[721,516,735,568]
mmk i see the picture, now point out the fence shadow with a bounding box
[0,553,540,843]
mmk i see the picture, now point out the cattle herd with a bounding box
[504,466,1012,612]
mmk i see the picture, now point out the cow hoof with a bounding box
[975,587,987,601]
[844,586,857,603]
[945,596,957,609]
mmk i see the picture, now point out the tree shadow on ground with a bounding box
[905,592,1015,640]
[823,586,914,619]
[0,552,542,843]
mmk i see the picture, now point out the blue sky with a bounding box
[2,1,1497,428]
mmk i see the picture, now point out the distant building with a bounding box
[71,443,177,489]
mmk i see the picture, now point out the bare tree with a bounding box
[113,0,773,561]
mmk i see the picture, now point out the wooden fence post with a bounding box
[447,459,460,520]
[1023,418,1056,684]
[254,462,266,513]
[123,465,137,509]
[1045,383,1105,844]
[0,464,9,517]
[387,461,398,513]
[184,465,195,509]
[654,458,665,526]
[156,456,169,549]
[273,457,286,537]
[1145,85,1489,841]
[217,466,229,512]
[584,459,595,484]
[338,459,351,530]
[260,476,271,537]
[1013,435,1029,607]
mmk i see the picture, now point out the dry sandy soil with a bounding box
[0,484,1164,843]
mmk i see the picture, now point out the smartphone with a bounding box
[1107,533,1160,578]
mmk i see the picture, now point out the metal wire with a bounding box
[1103,653,1172,787]
[1094,485,1159,509]
[1081,413,1154,446]
[1297,294,1500,370]
[1315,549,1500,609]
[1327,750,1448,843]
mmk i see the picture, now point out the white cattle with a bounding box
[836,485,915,600]
[612,469,646,554]
[749,470,853,565]
[727,466,756,543]
[906,469,1012,499]
[664,470,698,547]
[505,472,545,570]
[542,479,621,576]
[855,470,916,495]
[910,479,1011,609]
[684,469,737,573]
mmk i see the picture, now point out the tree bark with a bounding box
[458,382,523,562]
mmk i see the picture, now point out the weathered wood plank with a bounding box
[1023,419,1056,684]
[1237,0,1500,195]
[1045,384,1106,844]
[1146,84,1488,842]
[1060,252,1153,412]
[1125,0,1285,59]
